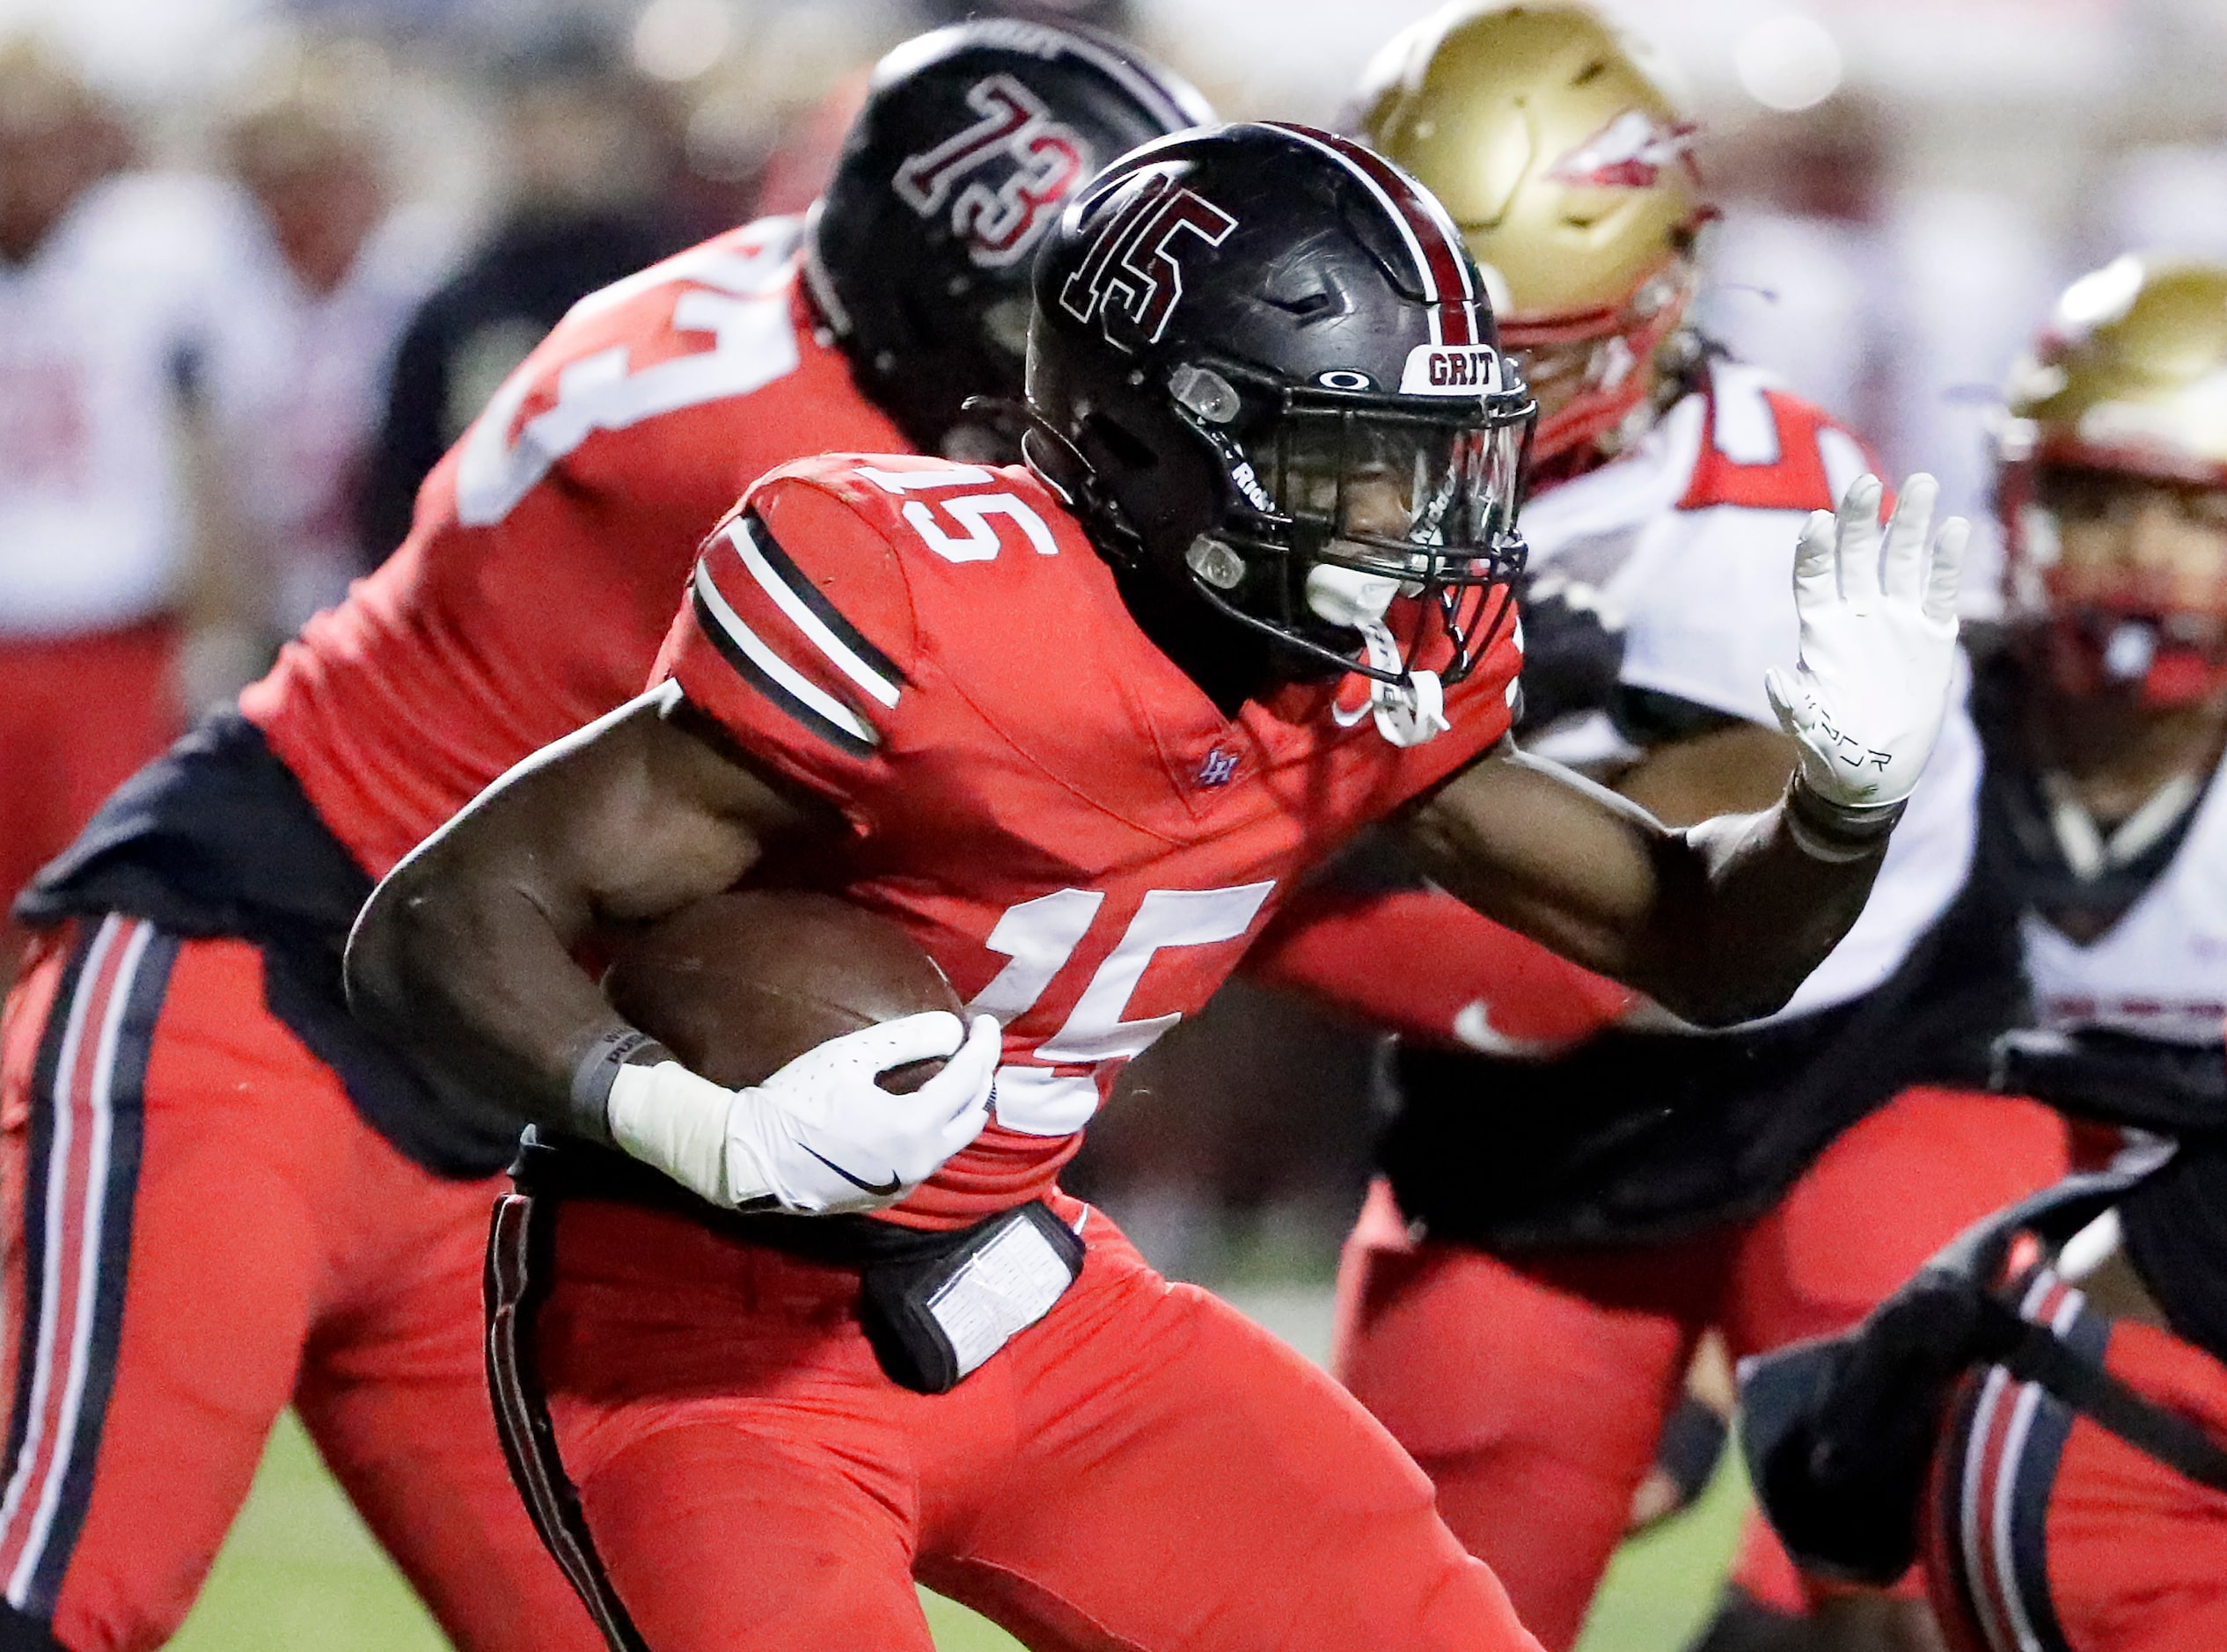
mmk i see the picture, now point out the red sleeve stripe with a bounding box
[723,515,905,708]
[689,560,879,757]
[1267,123,1481,347]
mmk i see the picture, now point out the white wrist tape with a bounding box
[604,1061,773,1209]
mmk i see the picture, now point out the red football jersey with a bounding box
[238,216,909,881]
[656,452,1524,1228]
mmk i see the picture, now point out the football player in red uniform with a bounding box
[0,25,1205,1652]
[1741,257,2227,1652]
[1231,8,2067,1648]
[348,120,1969,1652]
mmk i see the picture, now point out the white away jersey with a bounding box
[2023,762,2227,1048]
[211,204,456,634]
[1522,361,1982,1025]
[0,172,267,638]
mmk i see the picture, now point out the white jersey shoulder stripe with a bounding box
[691,559,879,749]
[723,516,903,710]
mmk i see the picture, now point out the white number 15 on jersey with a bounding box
[965,881,1276,1137]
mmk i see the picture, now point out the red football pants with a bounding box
[1927,1269,2227,1652]
[528,1194,1547,1652]
[0,625,179,928]
[1332,1085,2071,1652]
[0,919,598,1652]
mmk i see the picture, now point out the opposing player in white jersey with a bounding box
[1243,8,2066,1648]
[213,43,456,653]
[0,41,267,981]
[1744,255,2227,1652]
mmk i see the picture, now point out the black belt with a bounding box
[510,1133,977,1268]
[512,1134,1087,1394]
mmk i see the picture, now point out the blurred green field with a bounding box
[172,1291,1747,1652]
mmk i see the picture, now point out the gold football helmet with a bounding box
[0,37,96,136]
[221,39,391,178]
[1353,0,1705,470]
[1999,256,2227,704]
[0,38,127,261]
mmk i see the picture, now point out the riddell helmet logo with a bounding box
[1547,110,1699,189]
[894,75,1091,268]
[1058,172,1237,351]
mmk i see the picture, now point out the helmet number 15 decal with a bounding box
[895,75,1089,269]
[966,881,1278,1136]
[1059,172,1236,352]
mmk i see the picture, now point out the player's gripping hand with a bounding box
[605,1011,1001,1214]
[1764,472,1966,812]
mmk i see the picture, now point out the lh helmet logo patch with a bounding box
[896,75,1090,268]
[1058,172,1237,351]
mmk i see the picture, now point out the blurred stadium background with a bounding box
[7,0,2227,1645]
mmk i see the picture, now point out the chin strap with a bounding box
[1310,563,1451,747]
[1330,614,1449,746]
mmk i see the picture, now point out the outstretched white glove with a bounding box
[604,1011,1000,1214]
[1764,472,1966,811]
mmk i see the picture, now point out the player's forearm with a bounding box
[1403,761,1886,1029]
[346,845,635,1144]
[346,695,776,1144]
[1634,792,1887,1027]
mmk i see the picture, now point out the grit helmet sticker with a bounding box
[1057,172,1238,350]
[894,74,1091,268]
[1399,343,1505,396]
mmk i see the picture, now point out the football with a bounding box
[603,889,963,1093]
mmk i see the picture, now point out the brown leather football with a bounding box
[604,890,963,1093]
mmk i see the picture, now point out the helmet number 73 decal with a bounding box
[1058,172,1237,352]
[894,75,1090,268]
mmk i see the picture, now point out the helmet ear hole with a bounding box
[892,282,937,344]
[1084,410,1157,472]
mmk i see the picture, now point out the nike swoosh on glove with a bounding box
[606,1011,1001,1214]
[1764,472,1965,809]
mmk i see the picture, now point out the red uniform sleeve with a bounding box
[651,469,922,829]
[1246,880,1637,1055]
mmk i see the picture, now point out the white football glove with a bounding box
[604,1011,1000,1214]
[1763,472,1966,810]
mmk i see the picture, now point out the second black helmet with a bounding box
[808,20,1212,454]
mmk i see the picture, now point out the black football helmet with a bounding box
[1022,122,1535,729]
[807,20,1211,454]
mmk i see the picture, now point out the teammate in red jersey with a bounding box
[1227,10,2066,1649]
[349,121,1969,1651]
[0,25,1205,1652]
